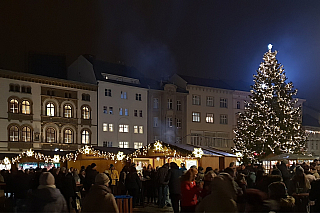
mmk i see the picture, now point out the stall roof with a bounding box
[93,147,135,155]
[263,153,315,161]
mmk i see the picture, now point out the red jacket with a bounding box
[181,181,200,207]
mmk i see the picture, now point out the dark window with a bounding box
[9,84,14,92]
[15,85,20,92]
[26,87,31,94]
[21,86,26,93]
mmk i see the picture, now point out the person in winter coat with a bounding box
[288,166,310,195]
[84,163,99,192]
[265,181,295,212]
[82,173,119,213]
[28,172,68,213]
[106,164,119,193]
[167,162,184,213]
[157,163,170,208]
[195,175,237,213]
[125,166,142,207]
[180,168,203,212]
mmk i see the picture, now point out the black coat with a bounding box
[157,166,169,185]
[310,179,320,212]
[125,173,142,190]
[167,168,183,195]
[84,168,98,191]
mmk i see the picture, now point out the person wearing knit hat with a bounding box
[28,172,68,212]
[106,164,119,193]
[82,173,119,213]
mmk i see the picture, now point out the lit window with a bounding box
[125,108,128,116]
[121,91,127,99]
[177,119,181,128]
[220,98,228,108]
[64,129,73,143]
[236,101,240,109]
[22,100,31,114]
[206,96,214,107]
[64,104,72,118]
[139,126,143,134]
[82,106,90,119]
[22,126,32,142]
[153,117,158,127]
[46,128,56,142]
[134,142,143,149]
[105,89,112,96]
[134,126,138,134]
[46,103,55,116]
[109,124,114,132]
[168,99,173,109]
[177,100,181,111]
[220,114,228,124]
[103,123,108,131]
[192,95,200,105]
[136,93,142,101]
[119,141,129,148]
[10,99,19,113]
[9,126,19,141]
[119,108,123,116]
[109,107,113,114]
[206,113,214,123]
[119,125,129,133]
[168,117,173,127]
[192,112,200,122]
[103,106,108,114]
[81,130,90,144]
[153,98,159,109]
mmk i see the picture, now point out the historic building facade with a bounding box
[0,69,97,153]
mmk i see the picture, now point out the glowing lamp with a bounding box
[83,146,91,155]
[268,44,273,51]
[53,155,60,163]
[26,149,34,157]
[116,151,125,161]
[3,157,10,165]
[154,141,163,151]
[193,148,204,158]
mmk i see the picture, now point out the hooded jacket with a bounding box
[82,184,119,213]
[28,186,68,213]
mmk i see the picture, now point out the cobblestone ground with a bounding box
[133,203,173,213]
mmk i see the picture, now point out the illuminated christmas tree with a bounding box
[233,44,306,162]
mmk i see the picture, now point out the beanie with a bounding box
[95,173,110,185]
[91,163,97,168]
[39,172,55,186]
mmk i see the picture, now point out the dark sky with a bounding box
[1,1,320,108]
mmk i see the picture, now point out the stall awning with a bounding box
[262,153,315,161]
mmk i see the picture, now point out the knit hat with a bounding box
[95,173,110,185]
[91,163,97,168]
[39,172,55,186]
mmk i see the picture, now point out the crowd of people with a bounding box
[1,159,320,212]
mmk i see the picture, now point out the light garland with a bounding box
[3,157,10,165]
[154,141,163,151]
[116,151,125,161]
[193,148,204,158]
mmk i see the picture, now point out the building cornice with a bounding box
[0,69,97,91]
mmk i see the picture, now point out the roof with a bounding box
[93,147,135,155]
[263,153,315,161]
[302,114,320,127]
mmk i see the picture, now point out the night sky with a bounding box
[1,1,320,109]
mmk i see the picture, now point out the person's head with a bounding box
[95,173,110,186]
[241,164,246,170]
[70,167,74,172]
[81,166,85,170]
[204,170,216,181]
[91,163,97,170]
[39,172,55,187]
[268,181,287,200]
[60,167,67,174]
[295,166,304,176]
[110,164,115,170]
[183,168,198,182]
[229,162,235,168]
[129,166,137,174]
[181,163,185,168]
[147,164,153,170]
[170,162,179,170]
[224,167,236,178]
[42,168,47,172]
[190,165,197,169]
[163,163,169,168]
[80,170,85,176]
[205,167,213,174]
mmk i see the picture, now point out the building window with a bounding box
[9,126,19,141]
[153,117,158,127]
[134,126,138,134]
[134,142,143,149]
[14,85,20,92]
[177,100,181,111]
[176,137,181,143]
[220,98,228,108]
[192,95,200,105]
[119,124,129,133]
[103,123,108,131]
[134,110,138,117]
[121,91,127,99]
[21,86,31,94]
[82,106,90,119]
[64,129,73,144]
[139,110,142,117]
[220,114,228,124]
[168,99,173,109]
[22,126,32,142]
[10,99,19,113]
[21,100,31,114]
[153,98,159,109]
[103,141,113,147]
[103,106,108,114]
[64,104,72,118]
[168,117,173,127]
[46,103,55,116]
[236,101,240,109]
[119,108,123,116]
[206,113,214,123]
[109,124,114,132]
[9,84,15,92]
[119,142,129,148]
[177,119,181,128]
[109,107,113,114]
[125,108,128,116]
[139,126,143,134]
[82,94,90,101]
[206,96,214,107]
[136,93,142,101]
[192,112,200,122]
[81,130,90,144]
[105,89,112,96]
[46,127,56,142]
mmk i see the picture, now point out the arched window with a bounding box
[81,130,90,144]
[82,106,90,119]
[10,99,19,113]
[46,127,56,142]
[64,129,73,143]
[22,100,31,114]
[64,104,72,118]
[22,126,32,142]
[9,126,19,141]
[46,102,55,116]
